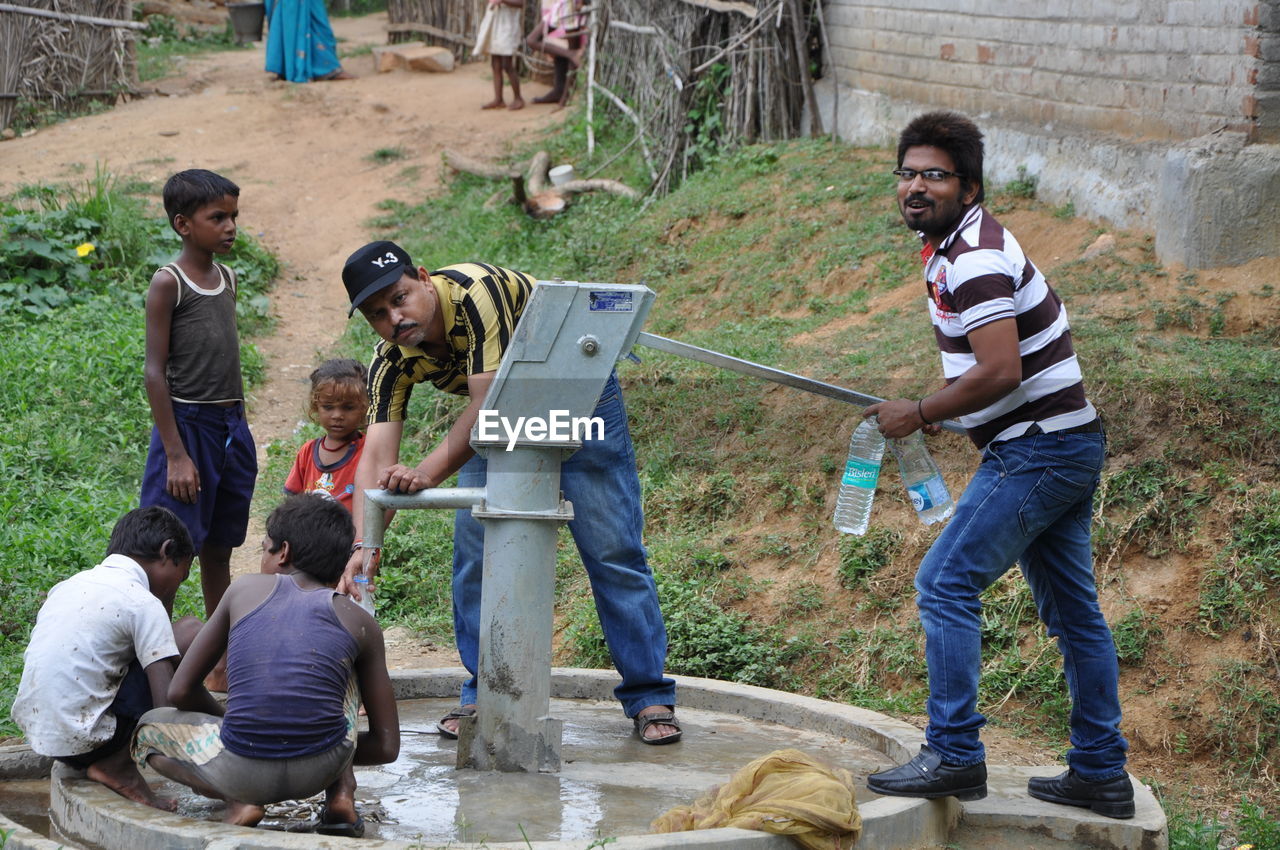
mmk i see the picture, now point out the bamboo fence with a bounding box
[0,0,139,133]
[593,0,820,194]
[385,0,480,52]
[378,0,824,195]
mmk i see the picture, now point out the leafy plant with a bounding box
[1111,607,1159,665]
[1002,165,1039,199]
[0,174,278,736]
[836,527,901,590]
[683,62,731,174]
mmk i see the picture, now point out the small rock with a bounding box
[1,128,16,141]
[401,45,456,73]
[159,129,179,136]
[372,42,420,73]
[1081,233,1116,260]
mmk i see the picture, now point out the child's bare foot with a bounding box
[87,750,177,811]
[508,98,525,110]
[224,800,266,826]
[533,90,562,104]
[481,99,505,110]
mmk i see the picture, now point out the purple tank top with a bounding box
[220,574,358,758]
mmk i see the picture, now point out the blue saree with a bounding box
[263,0,342,82]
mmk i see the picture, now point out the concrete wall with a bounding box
[816,0,1280,268]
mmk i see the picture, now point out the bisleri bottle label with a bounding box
[842,459,880,489]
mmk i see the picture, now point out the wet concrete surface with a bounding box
[1,779,56,837]
[148,696,892,844]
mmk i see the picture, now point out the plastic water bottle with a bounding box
[833,417,885,535]
[889,430,954,525]
[351,549,377,616]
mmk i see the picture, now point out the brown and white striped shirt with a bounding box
[922,205,1096,450]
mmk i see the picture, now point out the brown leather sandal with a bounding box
[436,705,477,739]
[633,708,682,745]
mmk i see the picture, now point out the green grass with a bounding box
[1198,487,1280,634]
[135,16,249,83]
[0,173,277,737]
[365,147,409,165]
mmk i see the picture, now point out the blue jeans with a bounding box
[453,372,675,717]
[915,429,1128,780]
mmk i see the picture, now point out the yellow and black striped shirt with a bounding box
[367,263,534,424]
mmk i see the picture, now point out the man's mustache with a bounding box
[393,322,419,339]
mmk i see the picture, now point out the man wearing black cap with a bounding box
[339,241,682,745]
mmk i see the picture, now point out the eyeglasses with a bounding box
[892,168,964,183]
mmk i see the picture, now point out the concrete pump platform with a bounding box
[0,668,1166,849]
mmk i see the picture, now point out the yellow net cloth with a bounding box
[651,748,862,850]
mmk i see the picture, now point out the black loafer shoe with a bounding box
[867,744,987,801]
[1027,769,1135,819]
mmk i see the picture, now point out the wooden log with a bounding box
[526,150,550,196]
[555,178,640,200]
[442,148,519,179]
[673,0,755,19]
[385,21,473,45]
[0,2,146,29]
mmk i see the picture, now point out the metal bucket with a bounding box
[226,1,265,44]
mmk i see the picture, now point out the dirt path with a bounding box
[1,13,565,667]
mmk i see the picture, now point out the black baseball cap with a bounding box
[342,240,414,317]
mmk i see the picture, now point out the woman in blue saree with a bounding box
[264,0,353,82]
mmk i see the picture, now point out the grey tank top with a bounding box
[161,262,244,403]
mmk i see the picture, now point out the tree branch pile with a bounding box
[442,148,639,219]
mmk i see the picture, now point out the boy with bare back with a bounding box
[141,169,257,691]
[11,507,199,811]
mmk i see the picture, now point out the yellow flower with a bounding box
[75,242,95,257]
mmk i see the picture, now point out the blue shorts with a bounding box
[140,401,257,551]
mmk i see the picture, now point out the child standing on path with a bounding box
[11,507,200,811]
[132,495,400,834]
[141,170,258,691]
[475,0,525,110]
[284,359,368,512]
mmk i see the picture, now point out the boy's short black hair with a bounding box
[897,111,986,206]
[162,169,240,234]
[265,495,355,584]
[107,506,195,564]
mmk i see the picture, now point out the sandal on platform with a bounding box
[436,705,477,739]
[633,708,682,745]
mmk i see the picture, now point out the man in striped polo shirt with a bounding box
[864,112,1133,818]
[337,242,681,746]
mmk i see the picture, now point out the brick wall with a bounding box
[823,0,1270,142]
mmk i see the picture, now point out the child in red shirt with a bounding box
[284,359,368,512]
